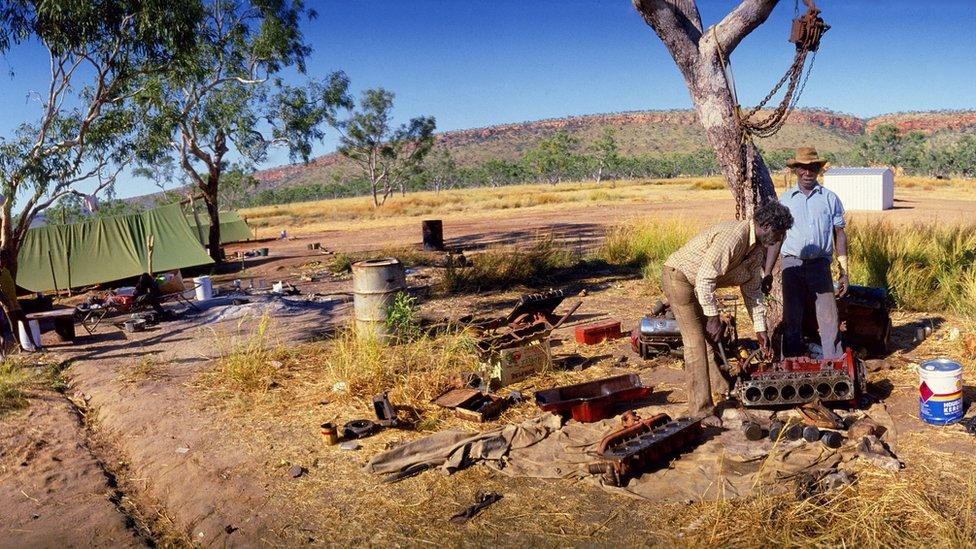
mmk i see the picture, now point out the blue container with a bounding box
[918,358,963,425]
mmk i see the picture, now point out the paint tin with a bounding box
[320,422,339,445]
[918,358,963,425]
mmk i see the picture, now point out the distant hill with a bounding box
[129,108,976,203]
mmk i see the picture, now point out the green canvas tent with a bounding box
[185,210,252,245]
[17,203,213,293]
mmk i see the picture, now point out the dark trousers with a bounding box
[661,266,729,416]
[781,256,842,359]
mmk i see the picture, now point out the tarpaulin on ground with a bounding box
[17,203,214,292]
[185,211,252,245]
[366,403,899,503]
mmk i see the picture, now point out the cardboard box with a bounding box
[482,339,551,388]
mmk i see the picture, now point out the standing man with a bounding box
[777,147,848,359]
[663,201,794,424]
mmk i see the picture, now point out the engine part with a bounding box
[735,350,865,408]
[432,388,509,422]
[504,288,566,325]
[449,491,503,525]
[802,285,891,358]
[802,425,821,443]
[770,420,803,442]
[632,298,741,360]
[372,392,398,428]
[342,419,377,439]
[799,399,845,429]
[588,414,703,486]
[820,430,843,449]
[742,421,764,441]
[575,320,623,345]
[534,374,653,423]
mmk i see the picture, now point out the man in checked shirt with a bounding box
[662,201,794,425]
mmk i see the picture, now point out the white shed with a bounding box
[822,167,894,211]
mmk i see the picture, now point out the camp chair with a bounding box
[76,285,201,334]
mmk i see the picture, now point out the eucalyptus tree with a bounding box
[335,88,436,207]
[0,0,201,275]
[139,0,350,261]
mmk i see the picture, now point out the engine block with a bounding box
[735,350,865,407]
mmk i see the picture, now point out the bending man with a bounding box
[662,200,793,425]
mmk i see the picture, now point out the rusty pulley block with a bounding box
[789,0,830,52]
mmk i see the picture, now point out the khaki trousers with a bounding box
[661,266,729,416]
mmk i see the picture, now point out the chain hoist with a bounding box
[722,0,829,218]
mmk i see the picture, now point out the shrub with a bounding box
[0,360,30,415]
[443,235,576,292]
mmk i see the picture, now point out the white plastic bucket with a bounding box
[194,275,213,301]
[18,320,42,352]
[918,358,963,425]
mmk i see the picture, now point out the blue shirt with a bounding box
[780,184,845,259]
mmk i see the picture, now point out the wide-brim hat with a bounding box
[786,147,829,170]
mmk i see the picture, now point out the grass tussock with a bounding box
[443,235,576,292]
[322,328,480,415]
[205,314,285,394]
[598,219,699,287]
[0,359,30,415]
[670,464,976,547]
[848,221,976,317]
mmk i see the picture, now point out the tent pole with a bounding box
[47,250,60,297]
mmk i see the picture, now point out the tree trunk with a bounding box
[596,165,604,183]
[633,0,784,333]
[203,165,222,264]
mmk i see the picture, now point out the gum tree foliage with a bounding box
[589,127,620,184]
[422,147,457,194]
[524,131,580,185]
[138,0,351,262]
[0,0,201,275]
[334,88,436,207]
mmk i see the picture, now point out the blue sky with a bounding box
[2,0,975,199]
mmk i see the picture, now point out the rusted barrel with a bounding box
[422,219,444,251]
[352,258,406,341]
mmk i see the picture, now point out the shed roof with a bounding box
[824,167,892,176]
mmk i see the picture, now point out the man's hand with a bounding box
[836,273,849,297]
[705,315,723,343]
[761,274,774,296]
[756,330,770,352]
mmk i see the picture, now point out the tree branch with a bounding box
[709,0,780,55]
[632,0,703,75]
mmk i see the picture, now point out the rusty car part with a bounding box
[799,399,845,429]
[449,491,503,525]
[802,425,821,443]
[803,285,891,358]
[342,419,378,439]
[620,410,642,429]
[588,415,703,487]
[742,421,764,441]
[534,374,653,423]
[735,350,865,408]
[820,430,843,449]
[631,297,741,360]
[372,392,398,428]
[432,388,509,422]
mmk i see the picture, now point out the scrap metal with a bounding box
[735,349,865,408]
[588,414,703,487]
[534,374,653,423]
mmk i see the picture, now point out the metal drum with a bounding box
[352,258,406,341]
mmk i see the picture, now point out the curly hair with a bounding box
[753,200,794,232]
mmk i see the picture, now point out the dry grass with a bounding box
[443,235,577,293]
[240,174,976,238]
[598,219,701,288]
[0,358,30,415]
[240,176,727,236]
[848,220,976,317]
[200,314,288,396]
